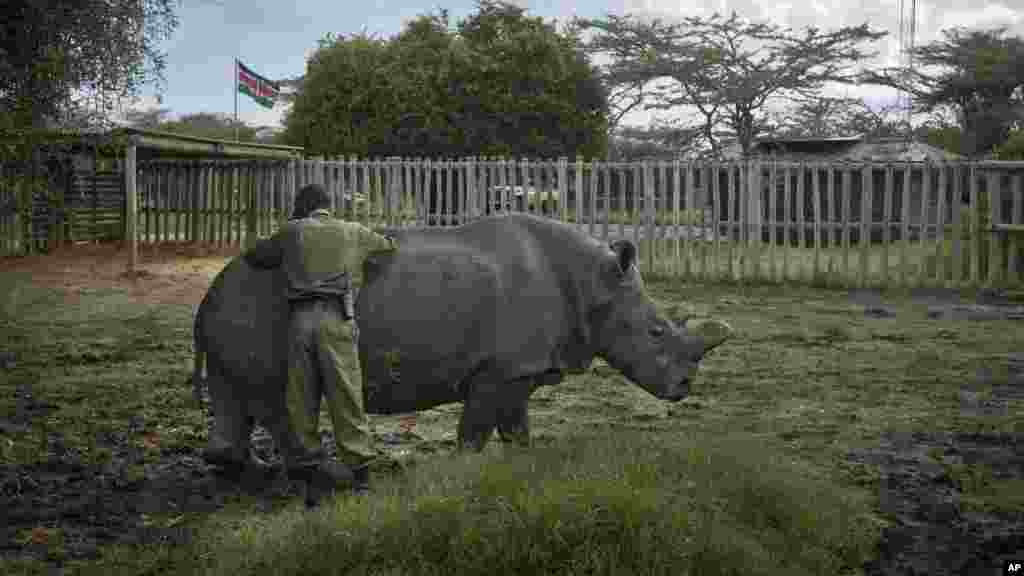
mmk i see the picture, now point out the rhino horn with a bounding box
[686,318,732,355]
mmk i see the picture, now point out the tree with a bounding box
[452,0,608,158]
[771,97,910,138]
[161,112,260,142]
[281,1,609,159]
[994,129,1024,160]
[571,15,677,135]
[861,26,1024,156]
[281,31,397,157]
[610,122,701,160]
[122,107,265,143]
[1,0,179,131]
[577,11,887,158]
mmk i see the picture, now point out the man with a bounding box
[243,183,396,497]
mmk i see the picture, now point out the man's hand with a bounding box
[244,234,284,269]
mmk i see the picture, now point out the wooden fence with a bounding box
[282,157,1024,289]
[4,155,1024,289]
[133,159,295,247]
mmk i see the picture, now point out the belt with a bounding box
[289,293,354,321]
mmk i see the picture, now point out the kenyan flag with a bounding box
[237,60,279,109]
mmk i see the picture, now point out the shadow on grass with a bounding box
[146,430,882,576]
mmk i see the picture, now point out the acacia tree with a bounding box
[608,122,702,160]
[577,11,886,158]
[1,0,179,131]
[861,26,1024,156]
[770,97,912,138]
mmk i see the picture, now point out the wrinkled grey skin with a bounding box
[190,213,730,460]
[190,255,295,467]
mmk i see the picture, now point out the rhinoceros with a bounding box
[190,213,731,463]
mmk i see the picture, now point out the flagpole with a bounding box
[234,58,239,142]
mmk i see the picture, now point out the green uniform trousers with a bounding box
[286,297,376,470]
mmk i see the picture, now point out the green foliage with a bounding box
[283,32,397,157]
[993,130,1024,160]
[281,1,608,159]
[0,0,179,130]
[924,125,964,156]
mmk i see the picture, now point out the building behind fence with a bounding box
[3,144,1023,290]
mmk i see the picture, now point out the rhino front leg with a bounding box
[496,377,537,447]
[457,377,501,452]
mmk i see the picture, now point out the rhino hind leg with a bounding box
[203,367,255,468]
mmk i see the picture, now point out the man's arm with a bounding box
[243,233,284,269]
[357,224,397,253]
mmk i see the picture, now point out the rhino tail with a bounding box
[189,292,209,406]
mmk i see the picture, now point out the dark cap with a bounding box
[291,184,331,220]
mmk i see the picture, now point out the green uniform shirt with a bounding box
[244,209,396,301]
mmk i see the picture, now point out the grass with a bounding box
[0,271,207,471]
[170,431,879,576]
[2,248,1022,575]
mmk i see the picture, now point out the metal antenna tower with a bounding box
[898,0,918,138]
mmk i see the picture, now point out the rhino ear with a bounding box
[609,240,637,277]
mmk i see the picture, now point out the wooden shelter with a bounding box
[0,127,303,264]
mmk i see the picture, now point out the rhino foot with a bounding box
[203,446,276,480]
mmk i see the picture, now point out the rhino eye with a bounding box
[649,325,665,339]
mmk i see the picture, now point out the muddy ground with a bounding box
[1,242,1022,575]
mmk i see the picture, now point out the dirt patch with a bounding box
[0,242,240,308]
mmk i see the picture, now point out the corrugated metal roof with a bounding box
[753,134,864,144]
[838,139,960,162]
[720,135,959,161]
[0,127,304,159]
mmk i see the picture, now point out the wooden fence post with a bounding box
[918,162,931,287]
[125,138,138,272]
[590,157,599,237]
[987,169,1001,287]
[467,156,478,221]
[935,163,948,287]
[881,164,893,285]
[900,162,911,287]
[812,163,822,283]
[190,162,200,243]
[641,159,652,274]
[970,163,981,286]
[951,163,964,288]
[246,162,258,250]
[767,162,778,282]
[782,163,791,282]
[710,162,720,281]
[1010,173,1022,285]
[574,156,583,228]
[601,161,611,242]
[748,159,762,281]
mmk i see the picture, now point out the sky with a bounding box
[118,0,1024,131]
